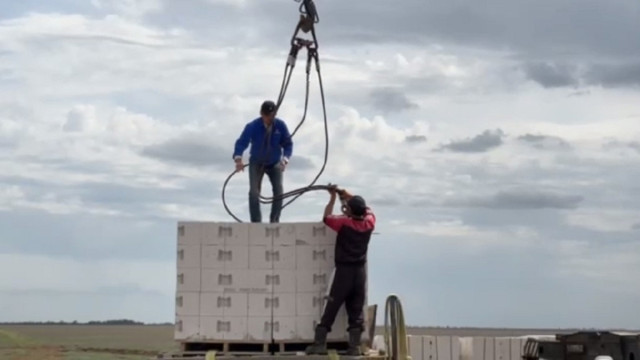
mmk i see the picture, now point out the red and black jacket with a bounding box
[323,208,376,266]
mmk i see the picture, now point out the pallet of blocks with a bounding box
[174,221,370,353]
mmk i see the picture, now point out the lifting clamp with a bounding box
[327,183,351,216]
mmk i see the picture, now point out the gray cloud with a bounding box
[522,62,579,88]
[140,134,229,167]
[446,189,584,210]
[585,62,640,88]
[286,155,315,171]
[633,223,640,230]
[517,134,571,150]
[437,129,504,153]
[405,135,427,143]
[369,87,418,113]
[161,0,640,61]
[568,90,591,97]
[603,140,640,153]
[522,61,640,89]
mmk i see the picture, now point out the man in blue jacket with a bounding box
[232,100,293,223]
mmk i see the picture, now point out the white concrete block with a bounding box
[294,222,335,245]
[510,338,522,360]
[295,245,317,270]
[176,292,200,316]
[201,269,251,292]
[409,335,424,360]
[296,269,332,293]
[423,336,437,360]
[226,293,249,317]
[249,246,273,269]
[249,293,295,317]
[177,222,203,245]
[272,223,296,246]
[295,245,333,270]
[249,223,274,246]
[199,292,224,317]
[296,293,325,316]
[496,338,510,360]
[245,269,272,291]
[451,336,461,360]
[248,223,296,246]
[203,223,249,245]
[201,223,225,245]
[247,317,273,342]
[199,293,248,317]
[461,337,487,360]
[200,316,248,341]
[460,337,474,360]
[225,316,250,341]
[295,316,317,340]
[247,317,296,341]
[201,245,225,269]
[177,244,201,269]
[175,315,200,341]
[437,336,452,360]
[224,245,250,269]
[271,316,297,340]
[176,269,201,292]
[246,269,294,293]
[271,245,295,269]
[271,270,296,293]
[484,337,495,360]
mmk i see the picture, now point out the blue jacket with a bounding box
[233,117,293,166]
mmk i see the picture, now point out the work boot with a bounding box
[346,328,363,356]
[305,326,328,355]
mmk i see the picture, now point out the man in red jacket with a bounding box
[306,187,376,356]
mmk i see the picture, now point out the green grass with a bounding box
[0,325,178,359]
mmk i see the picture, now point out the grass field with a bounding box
[0,325,178,360]
[0,324,635,359]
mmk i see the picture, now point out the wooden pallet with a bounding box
[179,340,350,354]
[158,351,385,360]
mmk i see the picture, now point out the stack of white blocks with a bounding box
[405,335,532,360]
[175,221,359,343]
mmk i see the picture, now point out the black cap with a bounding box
[261,100,276,115]
[347,196,367,217]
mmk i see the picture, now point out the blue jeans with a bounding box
[248,161,283,223]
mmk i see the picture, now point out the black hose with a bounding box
[221,5,327,223]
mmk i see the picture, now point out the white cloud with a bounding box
[397,218,538,251]
[566,209,640,232]
[63,104,98,133]
[92,0,164,19]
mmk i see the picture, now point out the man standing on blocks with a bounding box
[306,187,376,355]
[233,100,293,223]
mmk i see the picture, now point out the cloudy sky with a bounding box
[1,0,639,329]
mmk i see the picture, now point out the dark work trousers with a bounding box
[248,161,283,223]
[319,265,367,332]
